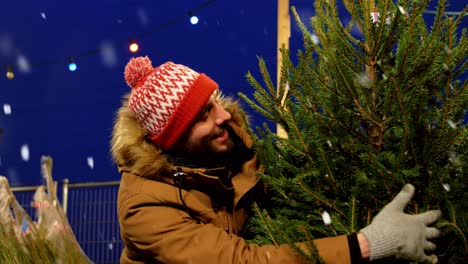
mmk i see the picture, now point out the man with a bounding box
[111,56,441,263]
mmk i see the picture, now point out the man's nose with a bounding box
[214,103,231,125]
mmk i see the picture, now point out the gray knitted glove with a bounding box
[360,184,441,263]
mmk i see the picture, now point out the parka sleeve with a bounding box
[119,193,352,264]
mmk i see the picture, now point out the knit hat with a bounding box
[124,56,218,150]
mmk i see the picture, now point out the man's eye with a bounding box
[196,104,213,121]
[200,113,209,121]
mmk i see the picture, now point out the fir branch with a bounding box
[432,129,466,161]
[410,0,446,73]
[342,0,365,43]
[281,139,313,165]
[397,4,420,81]
[360,0,374,53]
[317,148,337,185]
[371,0,391,57]
[293,55,336,117]
[336,120,373,145]
[297,178,346,219]
[390,77,414,159]
[283,104,310,157]
[245,68,276,106]
[238,92,274,121]
[443,18,455,117]
[252,204,279,247]
[258,57,278,101]
[439,202,468,256]
[451,5,468,28]
[351,94,382,133]
[350,197,357,232]
[300,227,324,264]
[331,214,350,234]
[290,7,315,51]
[321,2,366,65]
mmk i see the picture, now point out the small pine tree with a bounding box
[0,157,92,263]
[240,0,467,263]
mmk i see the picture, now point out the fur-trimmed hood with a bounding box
[110,92,251,180]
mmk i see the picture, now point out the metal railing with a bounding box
[11,179,123,264]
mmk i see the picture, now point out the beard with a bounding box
[185,133,235,161]
[167,125,252,170]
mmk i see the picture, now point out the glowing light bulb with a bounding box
[6,71,14,79]
[6,66,14,79]
[190,15,199,25]
[68,58,77,71]
[129,41,139,53]
[69,63,77,71]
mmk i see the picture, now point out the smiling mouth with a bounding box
[214,128,229,141]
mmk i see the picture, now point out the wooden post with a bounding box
[277,0,290,138]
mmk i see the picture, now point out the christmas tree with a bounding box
[0,157,92,263]
[240,0,467,263]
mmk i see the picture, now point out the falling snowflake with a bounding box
[311,34,320,44]
[444,45,451,55]
[136,8,149,26]
[398,6,407,16]
[21,144,30,162]
[356,72,372,88]
[370,11,380,24]
[371,10,393,25]
[17,54,31,73]
[100,41,118,68]
[0,34,14,56]
[41,12,47,20]
[3,104,12,115]
[447,120,456,129]
[442,183,450,192]
[87,156,94,169]
[448,151,460,165]
[322,211,331,225]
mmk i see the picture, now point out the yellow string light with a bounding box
[0,0,216,79]
[6,66,14,80]
[129,40,139,53]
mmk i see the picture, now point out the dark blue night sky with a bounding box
[0,0,466,186]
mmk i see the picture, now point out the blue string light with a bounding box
[68,61,77,72]
[190,15,199,25]
[0,0,216,77]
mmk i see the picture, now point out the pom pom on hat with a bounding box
[124,57,219,150]
[124,56,154,89]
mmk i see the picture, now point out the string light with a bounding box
[6,66,14,79]
[68,58,77,72]
[190,15,199,25]
[0,0,215,79]
[129,40,139,53]
[188,11,199,25]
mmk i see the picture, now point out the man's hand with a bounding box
[360,184,441,263]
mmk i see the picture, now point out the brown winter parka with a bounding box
[111,95,354,264]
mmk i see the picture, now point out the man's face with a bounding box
[175,91,234,158]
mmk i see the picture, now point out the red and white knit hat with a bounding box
[124,56,218,150]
